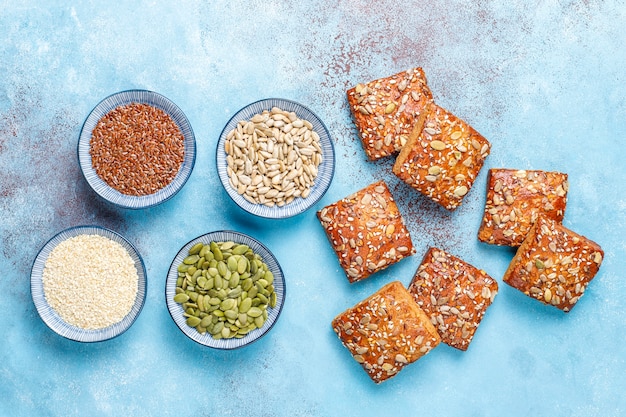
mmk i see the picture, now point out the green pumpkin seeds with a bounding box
[183,254,200,265]
[173,293,190,303]
[173,240,278,339]
[189,242,204,255]
[186,316,202,327]
[247,306,262,318]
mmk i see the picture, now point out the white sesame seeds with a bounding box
[42,234,139,330]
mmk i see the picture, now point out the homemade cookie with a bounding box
[503,216,604,312]
[332,281,441,383]
[478,169,568,246]
[393,102,491,210]
[347,67,433,161]
[317,180,415,283]
[408,247,498,351]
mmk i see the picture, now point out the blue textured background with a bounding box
[1,1,624,416]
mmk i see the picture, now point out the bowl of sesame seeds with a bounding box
[78,90,196,209]
[30,225,147,343]
[216,98,335,219]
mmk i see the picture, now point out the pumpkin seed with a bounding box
[189,242,204,255]
[210,242,223,261]
[173,240,278,339]
[239,297,252,313]
[450,131,462,140]
[217,261,228,277]
[186,316,201,327]
[430,140,446,151]
[227,256,238,272]
[199,244,211,258]
[220,298,236,311]
[248,307,263,318]
[237,257,248,274]
[183,254,199,265]
[269,292,277,308]
[232,244,249,255]
[257,293,268,304]
[173,293,189,303]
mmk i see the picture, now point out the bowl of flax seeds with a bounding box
[78,90,196,209]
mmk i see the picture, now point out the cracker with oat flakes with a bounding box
[317,180,415,283]
[478,168,568,246]
[332,281,441,383]
[347,67,433,161]
[392,102,491,210]
[503,216,603,312]
[408,247,498,351]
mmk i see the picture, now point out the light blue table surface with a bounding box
[1,1,624,416]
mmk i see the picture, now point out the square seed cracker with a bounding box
[408,247,498,351]
[347,67,433,161]
[332,281,441,383]
[392,102,491,210]
[317,180,415,283]
[478,168,568,246]
[503,216,604,312]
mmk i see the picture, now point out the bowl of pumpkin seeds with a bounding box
[216,98,335,219]
[165,230,286,349]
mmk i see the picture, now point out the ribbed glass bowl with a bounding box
[216,98,335,218]
[30,225,147,342]
[165,230,286,349]
[78,89,196,209]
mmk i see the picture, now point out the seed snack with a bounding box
[392,102,490,210]
[347,67,433,161]
[317,180,415,283]
[332,281,441,384]
[407,247,498,351]
[478,169,568,246]
[503,216,603,312]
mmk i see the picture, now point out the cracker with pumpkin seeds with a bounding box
[317,180,415,283]
[478,169,568,247]
[408,247,498,351]
[347,67,433,161]
[503,216,603,312]
[392,102,491,210]
[332,281,441,384]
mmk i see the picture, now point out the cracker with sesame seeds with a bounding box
[407,247,498,351]
[392,102,491,211]
[478,168,569,247]
[503,216,603,312]
[332,281,441,384]
[317,180,415,283]
[347,67,433,161]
